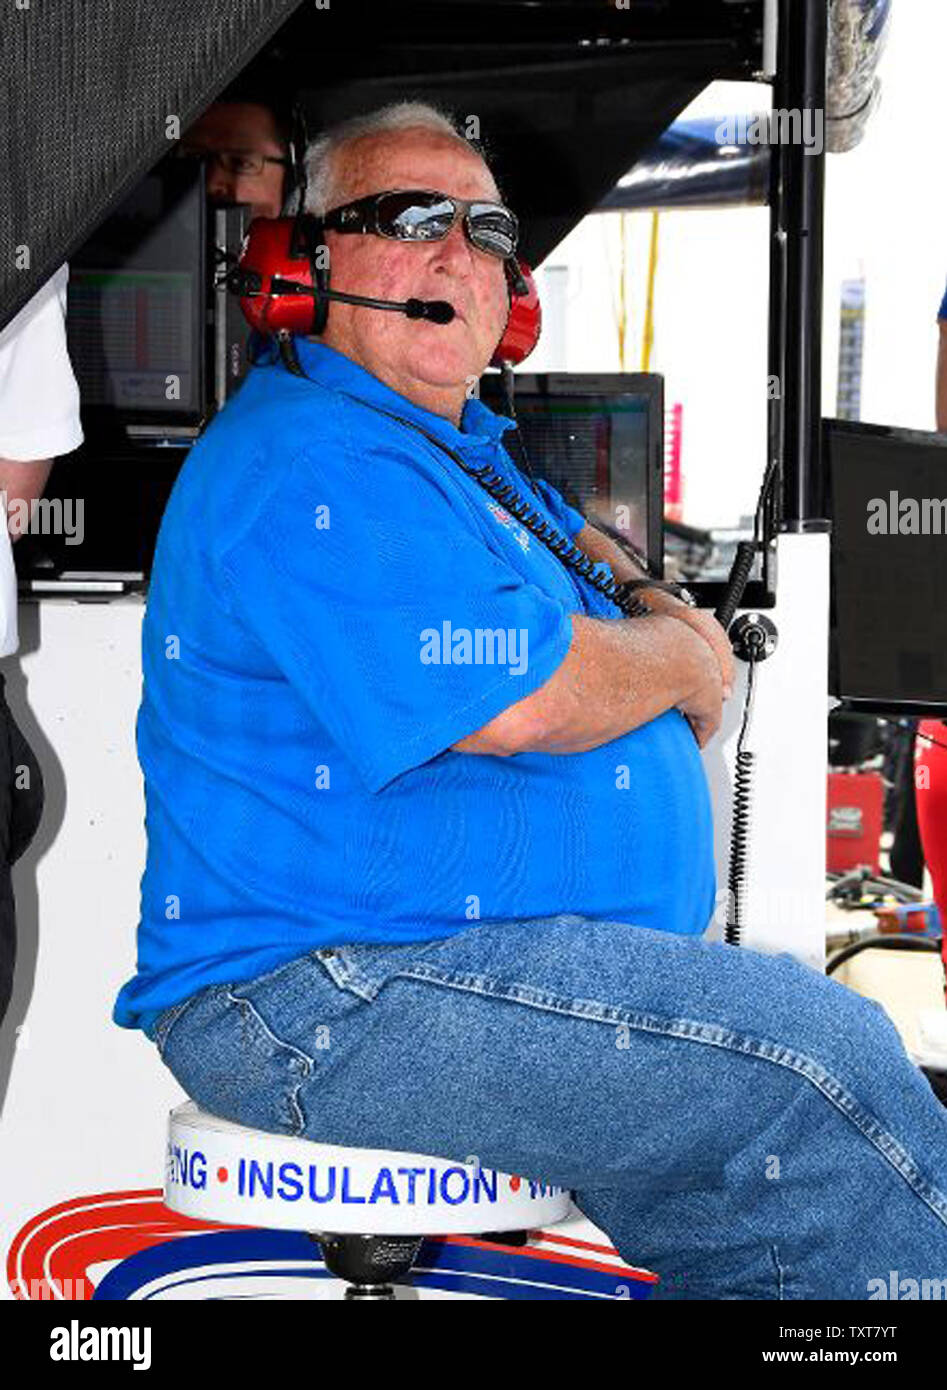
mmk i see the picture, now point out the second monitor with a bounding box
[478,371,665,577]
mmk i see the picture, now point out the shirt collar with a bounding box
[288,338,516,449]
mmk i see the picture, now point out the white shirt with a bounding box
[0,266,83,655]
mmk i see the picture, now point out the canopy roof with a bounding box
[1,0,763,329]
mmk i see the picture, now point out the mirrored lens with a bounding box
[467,203,518,257]
[377,191,457,241]
[372,191,518,258]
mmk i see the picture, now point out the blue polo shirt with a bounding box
[114,340,715,1034]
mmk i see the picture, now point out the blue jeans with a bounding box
[153,915,947,1299]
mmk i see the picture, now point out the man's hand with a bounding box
[642,591,735,700]
[677,632,725,748]
[571,522,735,699]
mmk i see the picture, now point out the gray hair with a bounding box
[302,101,482,216]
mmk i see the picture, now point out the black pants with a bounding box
[0,673,45,1028]
[886,722,925,888]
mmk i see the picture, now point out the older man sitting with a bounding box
[115,103,947,1300]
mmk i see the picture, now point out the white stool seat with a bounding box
[165,1102,570,1236]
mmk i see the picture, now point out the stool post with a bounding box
[312,1233,424,1300]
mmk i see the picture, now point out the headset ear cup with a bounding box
[491,259,540,368]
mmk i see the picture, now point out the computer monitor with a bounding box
[66,158,208,431]
[478,371,664,575]
[826,417,947,713]
[18,166,249,595]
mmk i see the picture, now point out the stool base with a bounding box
[313,1233,423,1299]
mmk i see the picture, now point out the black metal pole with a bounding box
[769,0,829,532]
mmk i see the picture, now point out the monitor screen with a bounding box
[66,159,206,423]
[21,170,250,595]
[826,417,947,711]
[478,371,664,573]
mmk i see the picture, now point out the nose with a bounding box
[429,217,476,274]
[205,155,236,203]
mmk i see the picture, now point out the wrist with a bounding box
[637,611,711,675]
[626,582,697,617]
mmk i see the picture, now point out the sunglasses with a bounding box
[322,189,519,260]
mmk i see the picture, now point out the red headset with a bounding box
[493,255,541,367]
[230,214,541,366]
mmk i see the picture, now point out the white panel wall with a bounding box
[0,599,183,1286]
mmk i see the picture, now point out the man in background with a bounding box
[177,75,297,219]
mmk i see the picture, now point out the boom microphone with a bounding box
[403,297,455,324]
[241,269,455,325]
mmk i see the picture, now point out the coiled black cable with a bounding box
[725,755,754,945]
[725,660,758,946]
[446,451,685,617]
[714,539,758,631]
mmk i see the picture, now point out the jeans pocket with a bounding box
[158,977,317,1137]
[153,990,205,1060]
[311,938,445,1002]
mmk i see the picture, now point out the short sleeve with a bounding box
[0,266,83,460]
[938,278,947,322]
[220,419,574,793]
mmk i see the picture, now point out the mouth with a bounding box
[417,293,466,324]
